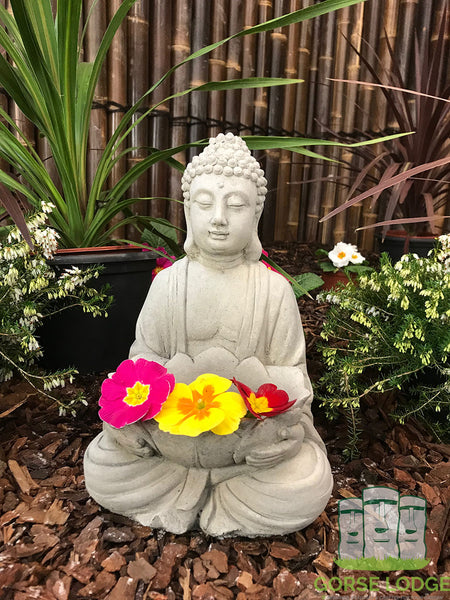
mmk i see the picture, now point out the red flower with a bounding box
[232,378,296,419]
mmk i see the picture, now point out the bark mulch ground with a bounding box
[0,243,449,599]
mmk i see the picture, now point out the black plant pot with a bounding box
[38,248,157,374]
[377,231,437,263]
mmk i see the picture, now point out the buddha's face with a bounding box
[189,173,258,257]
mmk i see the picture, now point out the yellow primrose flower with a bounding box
[154,373,247,436]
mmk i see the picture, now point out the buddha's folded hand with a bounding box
[233,408,305,468]
[103,422,157,458]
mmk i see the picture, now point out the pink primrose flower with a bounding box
[151,247,176,280]
[99,359,175,428]
[260,249,288,281]
[261,248,273,270]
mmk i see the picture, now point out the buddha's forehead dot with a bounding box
[218,181,224,189]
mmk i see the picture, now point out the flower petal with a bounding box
[232,377,252,400]
[190,374,232,396]
[153,383,193,426]
[175,407,225,437]
[217,392,247,418]
[141,378,174,420]
[100,378,126,404]
[257,383,290,408]
[113,359,137,386]
[257,399,296,417]
[211,413,242,435]
[99,400,150,428]
[134,358,168,383]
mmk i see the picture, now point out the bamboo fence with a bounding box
[1,0,449,250]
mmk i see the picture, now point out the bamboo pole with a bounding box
[276,0,300,241]
[264,0,287,242]
[107,0,127,239]
[149,0,172,219]
[396,0,418,89]
[417,0,433,61]
[339,2,364,245]
[189,0,211,160]
[239,0,258,133]
[84,0,107,199]
[291,0,313,242]
[168,0,191,232]
[358,0,383,251]
[357,0,382,134]
[300,12,321,241]
[254,0,273,241]
[373,0,399,131]
[127,0,150,238]
[224,0,243,132]
[304,10,336,243]
[253,0,272,134]
[429,0,449,235]
[208,0,228,137]
[320,6,351,247]
[431,0,449,93]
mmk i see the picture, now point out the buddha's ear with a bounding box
[183,201,199,258]
[244,229,263,262]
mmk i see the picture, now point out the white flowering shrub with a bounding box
[317,235,450,454]
[0,206,110,413]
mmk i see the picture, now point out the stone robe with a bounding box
[84,258,333,536]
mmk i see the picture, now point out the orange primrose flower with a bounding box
[232,378,296,419]
[154,374,247,436]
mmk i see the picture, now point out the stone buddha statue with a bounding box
[84,133,333,537]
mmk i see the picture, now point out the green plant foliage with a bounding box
[292,273,324,297]
[321,11,449,236]
[317,236,450,454]
[0,203,111,413]
[0,0,403,249]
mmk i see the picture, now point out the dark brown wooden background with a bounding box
[1,0,448,250]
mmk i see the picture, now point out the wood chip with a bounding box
[269,541,300,561]
[312,549,335,573]
[77,570,116,597]
[101,550,127,572]
[338,488,357,498]
[273,568,302,597]
[200,548,228,573]
[8,459,38,494]
[105,576,138,600]
[236,570,253,591]
[127,556,157,583]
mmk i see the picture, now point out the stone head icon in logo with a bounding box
[398,495,427,559]
[363,487,399,559]
[338,498,363,559]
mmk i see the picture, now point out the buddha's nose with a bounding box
[211,205,227,226]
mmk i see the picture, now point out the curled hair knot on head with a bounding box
[181,132,268,209]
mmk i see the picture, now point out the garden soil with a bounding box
[0,243,448,599]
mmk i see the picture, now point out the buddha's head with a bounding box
[181,133,267,262]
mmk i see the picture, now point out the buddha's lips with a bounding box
[209,230,229,238]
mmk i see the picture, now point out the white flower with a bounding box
[328,242,362,268]
[40,201,55,214]
[34,227,59,259]
[349,250,365,264]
